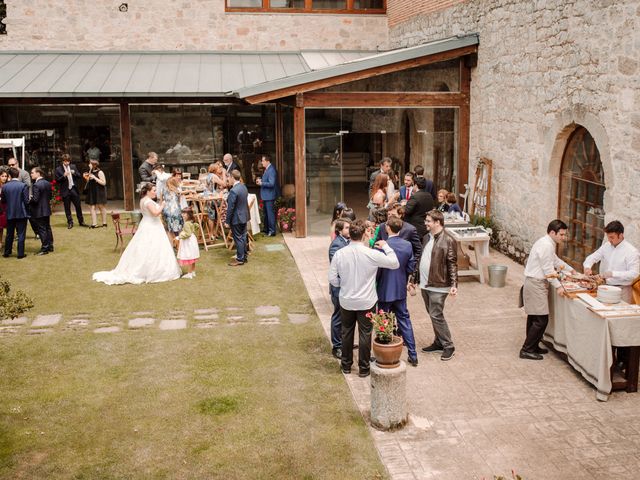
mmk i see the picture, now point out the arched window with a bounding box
[558,126,606,269]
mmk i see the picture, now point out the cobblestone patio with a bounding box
[284,234,640,480]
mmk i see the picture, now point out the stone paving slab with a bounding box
[128,318,155,329]
[94,326,121,333]
[194,314,219,320]
[31,314,62,327]
[284,234,640,480]
[255,305,280,316]
[194,308,218,314]
[287,313,309,324]
[258,317,280,324]
[159,320,187,330]
[1,316,28,325]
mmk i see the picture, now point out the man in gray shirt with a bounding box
[7,158,31,188]
[329,219,399,377]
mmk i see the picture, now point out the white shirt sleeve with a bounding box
[370,244,399,269]
[328,253,341,287]
[583,244,605,269]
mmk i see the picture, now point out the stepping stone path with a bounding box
[0,307,313,335]
[288,313,309,324]
[255,306,281,316]
[159,320,187,331]
[94,326,121,334]
[128,318,155,329]
[32,314,62,328]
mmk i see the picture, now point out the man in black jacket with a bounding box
[54,154,87,229]
[404,177,434,239]
[29,167,54,255]
[413,209,458,361]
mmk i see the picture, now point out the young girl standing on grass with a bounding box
[175,208,200,279]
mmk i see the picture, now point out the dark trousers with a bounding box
[522,314,549,352]
[231,222,247,263]
[340,307,372,373]
[263,200,276,235]
[63,188,84,225]
[421,289,454,348]
[329,285,342,349]
[379,298,417,359]
[32,216,54,251]
[4,218,27,257]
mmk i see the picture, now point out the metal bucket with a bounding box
[488,265,508,288]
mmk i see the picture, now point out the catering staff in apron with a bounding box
[583,221,640,304]
[520,219,575,360]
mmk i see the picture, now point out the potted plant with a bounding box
[367,309,403,368]
[276,207,296,233]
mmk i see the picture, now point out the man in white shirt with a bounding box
[521,219,574,360]
[584,221,640,303]
[329,219,399,377]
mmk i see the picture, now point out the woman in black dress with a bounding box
[86,159,108,228]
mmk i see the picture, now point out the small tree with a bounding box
[0,275,33,320]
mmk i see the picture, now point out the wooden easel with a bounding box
[471,157,492,218]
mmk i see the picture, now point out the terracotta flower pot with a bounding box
[372,335,403,369]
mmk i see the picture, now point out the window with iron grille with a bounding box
[225,0,385,13]
[558,126,606,270]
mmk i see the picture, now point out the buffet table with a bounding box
[544,293,640,401]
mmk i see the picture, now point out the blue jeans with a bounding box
[378,299,417,359]
[231,222,247,263]
[263,200,276,235]
[329,285,342,349]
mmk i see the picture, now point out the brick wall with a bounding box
[388,0,467,27]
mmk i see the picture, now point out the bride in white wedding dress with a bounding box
[93,183,182,285]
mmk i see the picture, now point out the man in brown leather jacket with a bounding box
[413,209,458,361]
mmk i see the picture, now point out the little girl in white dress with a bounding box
[176,208,200,279]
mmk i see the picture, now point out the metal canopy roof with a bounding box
[0,34,479,100]
[0,50,373,98]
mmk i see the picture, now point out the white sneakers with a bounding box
[182,272,196,279]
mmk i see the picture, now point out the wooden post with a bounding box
[458,58,471,198]
[275,103,284,186]
[294,94,306,238]
[119,102,134,211]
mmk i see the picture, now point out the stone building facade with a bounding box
[389,0,640,260]
[0,1,388,51]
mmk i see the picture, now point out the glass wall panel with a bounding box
[0,104,123,200]
[313,0,347,8]
[228,0,262,7]
[130,104,276,187]
[270,0,305,7]
[353,0,384,8]
[305,107,458,234]
[319,60,460,93]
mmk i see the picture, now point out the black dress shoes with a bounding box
[408,356,419,367]
[36,250,49,256]
[67,223,73,229]
[519,349,543,360]
[2,253,10,258]
[358,370,370,378]
[332,348,342,360]
[341,366,351,375]
[422,342,444,353]
[79,223,89,227]
[535,345,549,354]
[17,254,27,259]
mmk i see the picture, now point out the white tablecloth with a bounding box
[248,193,261,235]
[544,293,640,401]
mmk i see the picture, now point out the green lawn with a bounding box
[0,216,386,479]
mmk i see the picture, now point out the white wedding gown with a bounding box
[93,197,182,285]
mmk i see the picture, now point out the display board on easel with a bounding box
[471,157,492,218]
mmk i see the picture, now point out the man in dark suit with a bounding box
[222,153,240,177]
[138,151,157,184]
[29,167,54,255]
[376,216,418,366]
[404,177,434,239]
[413,165,436,201]
[256,155,279,236]
[398,172,415,203]
[374,205,422,260]
[55,154,86,229]
[225,169,249,266]
[328,219,351,359]
[2,168,30,259]
[368,157,392,192]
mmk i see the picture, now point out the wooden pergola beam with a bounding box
[301,91,468,108]
[119,102,134,211]
[243,45,478,104]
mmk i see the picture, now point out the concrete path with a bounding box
[284,233,640,480]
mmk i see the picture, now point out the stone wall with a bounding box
[389,0,640,257]
[0,1,388,51]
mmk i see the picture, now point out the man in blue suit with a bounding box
[377,216,418,366]
[374,205,422,260]
[328,219,351,359]
[2,168,30,259]
[225,169,249,266]
[29,167,54,255]
[256,155,279,237]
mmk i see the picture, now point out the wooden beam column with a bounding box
[119,102,134,211]
[275,103,284,186]
[458,58,471,199]
[294,94,306,238]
